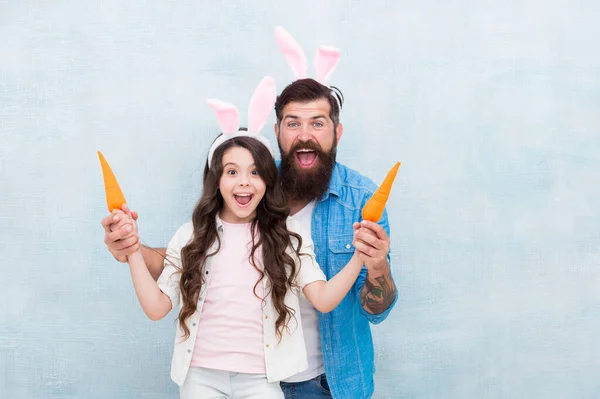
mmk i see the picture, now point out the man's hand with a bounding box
[353,220,397,315]
[101,204,141,263]
[352,220,390,277]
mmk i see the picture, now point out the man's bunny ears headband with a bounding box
[206,76,276,168]
[274,26,341,86]
[207,28,341,165]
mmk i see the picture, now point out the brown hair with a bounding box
[274,78,344,126]
[176,135,302,340]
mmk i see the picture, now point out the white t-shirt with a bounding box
[282,201,325,382]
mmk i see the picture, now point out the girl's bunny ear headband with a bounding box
[274,26,341,85]
[206,76,276,168]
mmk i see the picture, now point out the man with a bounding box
[103,78,398,398]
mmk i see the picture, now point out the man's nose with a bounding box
[297,125,313,141]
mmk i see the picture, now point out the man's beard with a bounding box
[279,138,337,203]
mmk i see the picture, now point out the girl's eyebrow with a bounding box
[223,162,256,168]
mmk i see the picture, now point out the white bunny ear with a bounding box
[275,26,307,79]
[315,45,341,84]
[248,76,277,134]
[206,99,240,135]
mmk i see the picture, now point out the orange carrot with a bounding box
[97,151,126,212]
[361,162,401,222]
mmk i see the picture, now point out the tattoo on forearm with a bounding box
[360,274,396,314]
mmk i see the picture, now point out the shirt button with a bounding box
[187,349,192,353]
[193,323,197,326]
[345,244,351,249]
[265,344,270,348]
[264,315,268,319]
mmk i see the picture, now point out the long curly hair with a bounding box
[176,135,302,340]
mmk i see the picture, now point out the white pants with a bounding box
[180,367,284,399]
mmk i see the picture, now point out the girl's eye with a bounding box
[226,169,236,175]
[251,170,259,176]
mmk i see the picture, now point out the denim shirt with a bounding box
[280,161,398,398]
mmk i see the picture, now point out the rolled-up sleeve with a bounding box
[287,219,326,289]
[157,222,194,309]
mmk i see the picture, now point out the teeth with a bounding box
[296,149,315,153]
[235,194,252,197]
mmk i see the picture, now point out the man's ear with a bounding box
[335,122,344,143]
[274,122,280,139]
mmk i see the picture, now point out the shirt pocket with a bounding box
[328,235,355,273]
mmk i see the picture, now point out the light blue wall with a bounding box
[2,1,599,398]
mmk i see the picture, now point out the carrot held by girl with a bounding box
[97,151,127,212]
[114,77,365,399]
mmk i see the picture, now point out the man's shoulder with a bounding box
[333,163,378,195]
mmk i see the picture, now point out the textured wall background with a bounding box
[1,1,600,398]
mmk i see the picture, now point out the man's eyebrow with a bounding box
[283,114,327,120]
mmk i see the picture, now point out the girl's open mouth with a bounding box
[233,193,253,207]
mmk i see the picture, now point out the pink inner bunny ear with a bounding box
[275,26,307,79]
[207,100,240,135]
[248,76,277,134]
[315,45,341,84]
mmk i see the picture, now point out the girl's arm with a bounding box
[127,250,173,321]
[302,253,363,313]
[288,219,364,314]
[139,245,168,281]
[115,211,172,321]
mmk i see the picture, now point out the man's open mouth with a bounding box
[295,149,318,168]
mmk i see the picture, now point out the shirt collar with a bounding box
[215,214,224,233]
[320,162,341,201]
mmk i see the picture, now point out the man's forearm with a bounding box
[140,246,167,281]
[360,263,397,315]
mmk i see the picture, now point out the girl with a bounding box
[118,77,364,399]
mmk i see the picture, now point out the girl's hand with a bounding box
[102,207,140,261]
[113,209,139,236]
